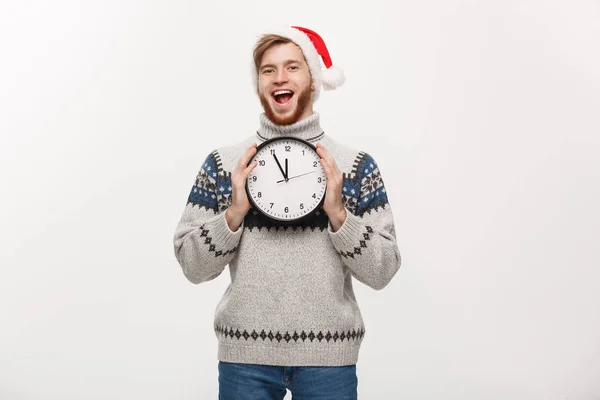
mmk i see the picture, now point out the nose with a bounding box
[274,68,288,84]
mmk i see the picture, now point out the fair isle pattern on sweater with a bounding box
[173,112,401,367]
[187,150,388,232]
[188,150,231,214]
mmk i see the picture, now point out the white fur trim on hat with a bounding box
[320,65,345,90]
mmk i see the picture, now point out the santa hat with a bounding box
[252,25,345,102]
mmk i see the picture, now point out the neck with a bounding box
[256,112,324,142]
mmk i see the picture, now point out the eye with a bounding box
[262,69,273,74]
[289,65,298,71]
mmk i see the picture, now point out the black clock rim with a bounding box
[245,135,327,224]
[247,136,318,162]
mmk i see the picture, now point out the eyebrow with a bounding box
[260,59,303,70]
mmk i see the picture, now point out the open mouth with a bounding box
[272,89,295,105]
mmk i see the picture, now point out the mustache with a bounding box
[259,85,312,126]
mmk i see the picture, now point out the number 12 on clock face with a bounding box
[245,136,327,223]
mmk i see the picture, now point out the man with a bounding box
[173,25,401,399]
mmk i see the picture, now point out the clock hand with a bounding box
[272,154,288,180]
[285,158,288,180]
[276,170,317,183]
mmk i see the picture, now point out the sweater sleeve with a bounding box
[327,152,401,290]
[173,150,243,284]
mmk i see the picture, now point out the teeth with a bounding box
[273,90,293,96]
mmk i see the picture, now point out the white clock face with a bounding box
[247,138,327,222]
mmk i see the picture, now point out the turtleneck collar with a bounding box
[256,112,325,143]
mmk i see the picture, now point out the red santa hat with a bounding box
[252,25,345,102]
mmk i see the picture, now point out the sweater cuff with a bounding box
[203,211,245,251]
[328,208,364,250]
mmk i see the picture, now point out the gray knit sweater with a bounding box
[172,112,401,366]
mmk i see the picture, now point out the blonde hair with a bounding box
[252,34,312,79]
[253,34,292,72]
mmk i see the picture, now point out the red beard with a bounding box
[259,85,312,126]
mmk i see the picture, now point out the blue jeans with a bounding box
[218,361,358,399]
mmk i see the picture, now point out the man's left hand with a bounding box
[316,143,347,232]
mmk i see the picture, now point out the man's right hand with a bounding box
[225,143,258,231]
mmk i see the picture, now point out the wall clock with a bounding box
[246,136,327,223]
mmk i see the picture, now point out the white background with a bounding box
[1,0,599,399]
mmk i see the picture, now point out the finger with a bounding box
[241,144,257,167]
[317,144,337,169]
[320,158,332,180]
[316,143,327,159]
[322,157,343,187]
[239,143,258,168]
[243,160,258,177]
[320,156,339,182]
[316,145,330,166]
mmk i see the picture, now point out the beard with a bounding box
[259,84,312,126]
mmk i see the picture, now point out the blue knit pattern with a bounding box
[189,150,387,219]
[187,151,233,212]
[343,152,389,217]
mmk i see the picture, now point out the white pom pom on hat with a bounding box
[252,25,345,102]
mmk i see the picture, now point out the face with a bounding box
[257,42,314,125]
